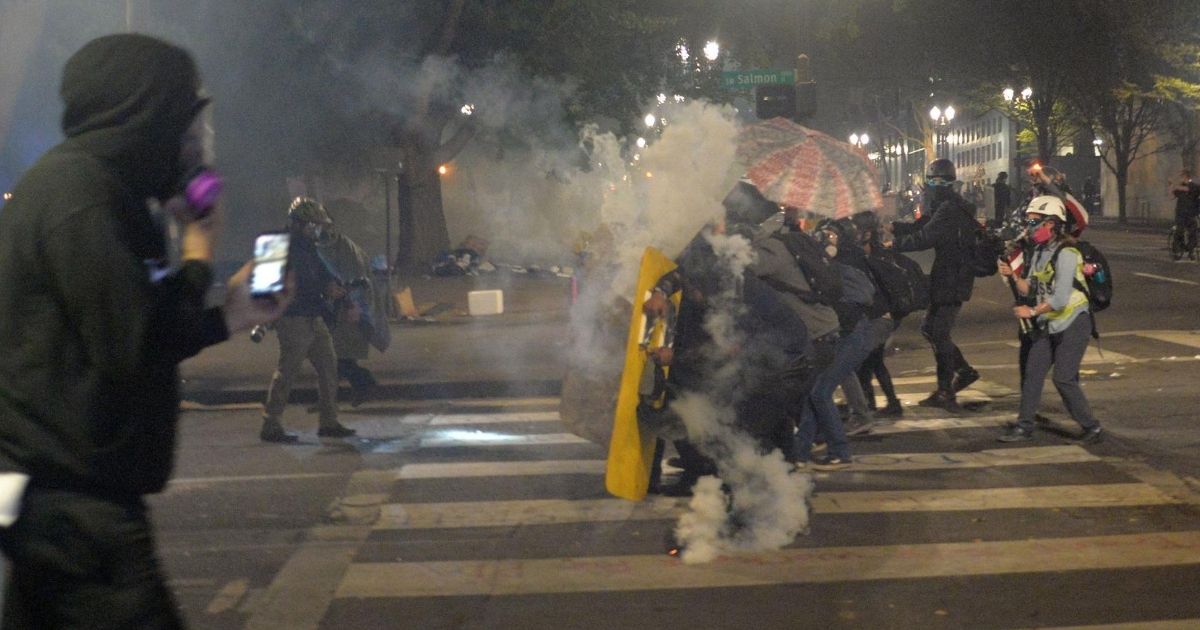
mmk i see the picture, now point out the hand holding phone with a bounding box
[250,231,290,299]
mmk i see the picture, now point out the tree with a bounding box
[271,0,684,272]
[1066,0,1200,222]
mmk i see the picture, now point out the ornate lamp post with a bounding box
[929,105,955,159]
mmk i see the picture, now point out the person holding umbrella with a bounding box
[887,159,980,413]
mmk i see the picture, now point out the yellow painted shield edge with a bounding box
[606,247,680,501]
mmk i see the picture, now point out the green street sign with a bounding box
[721,69,796,91]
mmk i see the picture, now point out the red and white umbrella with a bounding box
[737,117,883,218]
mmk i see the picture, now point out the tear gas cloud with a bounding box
[668,233,813,564]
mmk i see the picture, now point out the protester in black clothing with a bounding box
[0,34,289,628]
[887,159,980,413]
[643,187,809,493]
[1171,169,1200,260]
[850,211,904,417]
[993,172,1012,224]
[1082,177,1099,214]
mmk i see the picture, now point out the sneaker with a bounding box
[844,416,875,437]
[952,368,980,393]
[1073,426,1104,445]
[811,441,828,454]
[317,424,357,438]
[810,456,852,471]
[876,401,904,417]
[260,421,299,443]
[917,390,964,414]
[997,426,1034,442]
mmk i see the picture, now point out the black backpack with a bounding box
[1049,241,1112,314]
[968,218,1005,278]
[770,231,843,306]
[866,249,930,318]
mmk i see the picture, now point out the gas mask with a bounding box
[924,180,954,211]
[176,113,222,220]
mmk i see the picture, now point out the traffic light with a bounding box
[755,84,796,120]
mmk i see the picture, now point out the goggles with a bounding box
[925,178,954,187]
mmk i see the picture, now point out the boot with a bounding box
[260,419,299,443]
[917,390,964,414]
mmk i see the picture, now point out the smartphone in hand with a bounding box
[249,231,290,299]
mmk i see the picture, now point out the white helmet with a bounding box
[1026,195,1066,222]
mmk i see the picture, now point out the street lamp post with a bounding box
[1002,87,1033,196]
[929,105,955,159]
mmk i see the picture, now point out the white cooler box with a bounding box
[467,290,504,316]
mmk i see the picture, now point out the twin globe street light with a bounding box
[929,104,956,159]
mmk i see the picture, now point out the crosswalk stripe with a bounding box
[443,397,561,408]
[866,414,1012,433]
[845,445,1099,470]
[894,389,992,404]
[334,530,1200,598]
[428,411,560,425]
[1135,330,1200,351]
[397,460,606,479]
[375,481,1166,530]
[419,431,591,448]
[392,444,1096,483]
[1004,341,1136,364]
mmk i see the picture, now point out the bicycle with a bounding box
[1168,216,1199,261]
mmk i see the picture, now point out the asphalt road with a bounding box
[156,222,1200,628]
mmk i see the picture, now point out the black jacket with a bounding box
[0,35,226,498]
[893,193,977,304]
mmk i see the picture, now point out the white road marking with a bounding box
[1133,272,1200,286]
[1135,330,1200,350]
[334,530,1200,598]
[1004,341,1136,364]
[398,459,606,480]
[429,411,560,425]
[419,431,590,448]
[204,578,249,615]
[377,479,1160,533]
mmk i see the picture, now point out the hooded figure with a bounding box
[0,35,232,628]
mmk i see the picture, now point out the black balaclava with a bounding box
[60,34,207,202]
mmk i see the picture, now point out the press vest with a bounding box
[1030,244,1089,333]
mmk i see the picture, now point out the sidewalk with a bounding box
[181,272,574,405]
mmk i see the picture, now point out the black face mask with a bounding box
[924,184,952,210]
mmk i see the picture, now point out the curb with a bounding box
[181,379,563,407]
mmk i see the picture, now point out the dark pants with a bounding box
[1174,213,1197,254]
[0,487,182,629]
[1016,313,1099,432]
[921,302,971,392]
[857,318,899,408]
[797,322,874,461]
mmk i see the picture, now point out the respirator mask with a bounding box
[176,113,222,220]
[1027,217,1058,245]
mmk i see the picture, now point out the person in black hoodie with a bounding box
[887,159,980,413]
[0,34,288,628]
